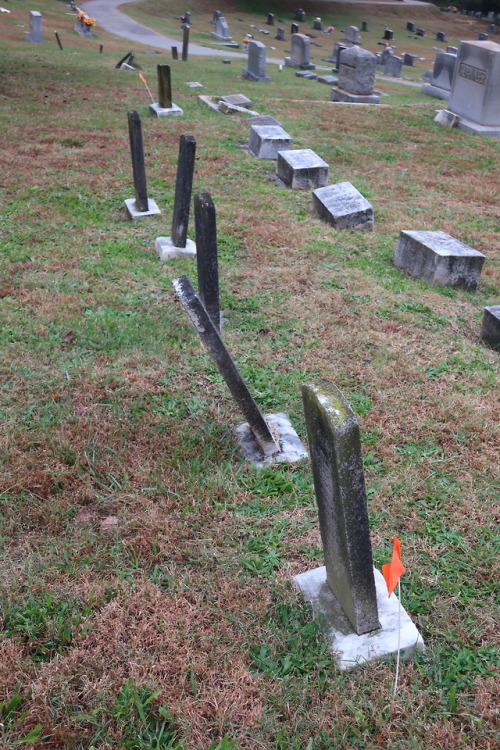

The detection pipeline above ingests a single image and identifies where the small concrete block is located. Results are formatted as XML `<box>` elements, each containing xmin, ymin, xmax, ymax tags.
<box><xmin>149</xmin><ymin>102</ymin><xmax>183</xmax><ymax>117</ymax></box>
<box><xmin>247</xmin><ymin>114</ymin><xmax>282</xmax><ymax>127</ymax></box>
<box><xmin>235</xmin><ymin>412</ymin><xmax>308</xmax><ymax>467</ymax></box>
<box><xmin>294</xmin><ymin>566</ymin><xmax>425</xmax><ymax>670</ymax></box>
<box><xmin>185</xmin><ymin>81</ymin><xmax>203</xmax><ymax>87</ymax></box>
<box><xmin>394</xmin><ymin>230</ymin><xmax>485</xmax><ymax>290</ymax></box>
<box><xmin>295</xmin><ymin>70</ymin><xmax>317</xmax><ymax>79</ymax></box>
<box><xmin>317</xmin><ymin>75</ymin><xmax>338</xmax><ymax>85</ymax></box>
<box><xmin>155</xmin><ymin>236</ymin><xmax>196</xmax><ymax>261</ymax></box>
<box><xmin>481</xmin><ymin>305</ymin><xmax>500</xmax><ymax>347</ymax></box>
<box><xmin>434</xmin><ymin>108</ymin><xmax>460</xmax><ymax>127</ymax></box>
<box><xmin>120</xmin><ymin>63</ymin><xmax>135</xmax><ymax>71</ymax></box>
<box><xmin>220</xmin><ymin>93</ymin><xmax>253</xmax><ymax>107</ymax></box>
<box><xmin>124</xmin><ymin>198</ymin><xmax>160</xmax><ymax>221</ymax></box>
<box><xmin>276</xmin><ymin>148</ymin><xmax>329</xmax><ymax>189</ymax></box>
<box><xmin>330</xmin><ymin>88</ymin><xmax>380</xmax><ymax>104</ymax></box>
<box><xmin>313</xmin><ymin>182</ymin><xmax>374</xmax><ymax>231</ymax></box>
<box><xmin>248</xmin><ymin>125</ymin><xmax>293</xmax><ymax>159</ymax></box>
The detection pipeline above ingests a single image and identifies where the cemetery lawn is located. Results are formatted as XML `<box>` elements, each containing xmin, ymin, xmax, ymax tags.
<box><xmin>1</xmin><ymin>1</ymin><xmax>499</xmax><ymax>748</ymax></box>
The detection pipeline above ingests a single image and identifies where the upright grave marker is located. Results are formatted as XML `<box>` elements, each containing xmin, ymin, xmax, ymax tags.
<box><xmin>156</xmin><ymin>135</ymin><xmax>196</xmax><ymax>258</ymax></box>
<box><xmin>150</xmin><ymin>65</ymin><xmax>183</xmax><ymax>117</ymax></box>
<box><xmin>182</xmin><ymin>25</ymin><xmax>189</xmax><ymax>61</ymax></box>
<box><xmin>26</xmin><ymin>11</ymin><xmax>43</xmax><ymax>43</ymax></box>
<box><xmin>285</xmin><ymin>33</ymin><xmax>315</xmax><ymax>70</ymax></box>
<box><xmin>331</xmin><ymin>46</ymin><xmax>380</xmax><ymax>104</ymax></box>
<box><xmin>421</xmin><ymin>51</ymin><xmax>457</xmax><ymax>100</ymax></box>
<box><xmin>211</xmin><ymin>16</ymin><xmax>232</xmax><ymax>42</ymax></box>
<box><xmin>295</xmin><ymin>380</ymin><xmax>425</xmax><ymax>668</ymax></box>
<box><xmin>242</xmin><ymin>40</ymin><xmax>271</xmax><ymax>81</ymax></box>
<box><xmin>124</xmin><ymin>111</ymin><xmax>160</xmax><ymax>220</ymax></box>
<box><xmin>344</xmin><ymin>26</ymin><xmax>361</xmax><ymax>45</ymax></box>
<box><xmin>194</xmin><ymin>193</ymin><xmax>220</xmax><ymax>330</ymax></box>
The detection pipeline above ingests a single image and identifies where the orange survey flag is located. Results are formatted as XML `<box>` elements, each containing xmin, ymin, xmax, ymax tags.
<box><xmin>139</xmin><ymin>73</ymin><xmax>147</xmax><ymax>84</ymax></box>
<box><xmin>382</xmin><ymin>536</ymin><xmax>406</xmax><ymax>597</ymax></box>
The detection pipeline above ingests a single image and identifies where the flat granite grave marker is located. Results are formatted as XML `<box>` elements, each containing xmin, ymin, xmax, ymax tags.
<box><xmin>124</xmin><ymin>111</ymin><xmax>160</xmax><ymax>220</ymax></box>
<box><xmin>248</xmin><ymin>124</ymin><xmax>292</xmax><ymax>159</ymax></box>
<box><xmin>437</xmin><ymin>40</ymin><xmax>500</xmax><ymax>136</ymax></box>
<box><xmin>276</xmin><ymin>148</ymin><xmax>328</xmax><ymax>189</ymax></box>
<box><xmin>421</xmin><ymin>51</ymin><xmax>457</xmax><ymax>100</ymax></box>
<box><xmin>394</xmin><ymin>230</ymin><xmax>485</xmax><ymax>290</ymax></box>
<box><xmin>242</xmin><ymin>40</ymin><xmax>271</xmax><ymax>81</ymax></box>
<box><xmin>150</xmin><ymin>64</ymin><xmax>183</xmax><ymax>117</ymax></box>
<box><xmin>313</xmin><ymin>182</ymin><xmax>374</xmax><ymax>231</ymax></box>
<box><xmin>481</xmin><ymin>305</ymin><xmax>500</xmax><ymax>348</ymax></box>
<box><xmin>27</xmin><ymin>10</ymin><xmax>43</xmax><ymax>43</ymax></box>
<box><xmin>173</xmin><ymin>276</ymin><xmax>307</xmax><ymax>465</ymax></box>
<box><xmin>296</xmin><ymin>381</ymin><xmax>424</xmax><ymax>668</ymax></box>
<box><xmin>155</xmin><ymin>135</ymin><xmax>196</xmax><ymax>259</ymax></box>
<box><xmin>331</xmin><ymin>46</ymin><xmax>380</xmax><ymax>104</ymax></box>
<box><xmin>285</xmin><ymin>34</ymin><xmax>315</xmax><ymax>69</ymax></box>
<box><xmin>195</xmin><ymin>193</ymin><xmax>220</xmax><ymax>330</ymax></box>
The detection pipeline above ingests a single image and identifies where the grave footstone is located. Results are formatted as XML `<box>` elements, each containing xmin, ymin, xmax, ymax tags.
<box><xmin>481</xmin><ymin>306</ymin><xmax>500</xmax><ymax>348</ymax></box>
<box><xmin>421</xmin><ymin>51</ymin><xmax>457</xmax><ymax>100</ymax></box>
<box><xmin>438</xmin><ymin>40</ymin><xmax>500</xmax><ymax>136</ymax></box>
<box><xmin>242</xmin><ymin>40</ymin><xmax>271</xmax><ymax>81</ymax></box>
<box><xmin>194</xmin><ymin>193</ymin><xmax>220</xmax><ymax>330</ymax></box>
<box><xmin>276</xmin><ymin>148</ymin><xmax>328</xmax><ymax>189</ymax></box>
<box><xmin>313</xmin><ymin>182</ymin><xmax>374</xmax><ymax>231</ymax></box>
<box><xmin>248</xmin><ymin>124</ymin><xmax>292</xmax><ymax>158</ymax></box>
<box><xmin>331</xmin><ymin>46</ymin><xmax>380</xmax><ymax>104</ymax></box>
<box><xmin>296</xmin><ymin>380</ymin><xmax>424</xmax><ymax>668</ymax></box>
<box><xmin>394</xmin><ymin>230</ymin><xmax>485</xmax><ymax>290</ymax></box>
<box><xmin>182</xmin><ymin>25</ymin><xmax>189</xmax><ymax>61</ymax></box>
<box><xmin>211</xmin><ymin>15</ymin><xmax>232</xmax><ymax>41</ymax></box>
<box><xmin>285</xmin><ymin>33</ymin><xmax>315</xmax><ymax>70</ymax></box>
<box><xmin>150</xmin><ymin>64</ymin><xmax>183</xmax><ymax>117</ymax></box>
<box><xmin>27</xmin><ymin>10</ymin><xmax>43</xmax><ymax>43</ymax></box>
<box><xmin>155</xmin><ymin>135</ymin><xmax>196</xmax><ymax>257</ymax></box>
<box><xmin>125</xmin><ymin>111</ymin><xmax>160</xmax><ymax>220</ymax></box>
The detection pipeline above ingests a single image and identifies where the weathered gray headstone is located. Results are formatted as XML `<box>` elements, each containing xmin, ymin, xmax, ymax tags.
<box><xmin>285</xmin><ymin>33</ymin><xmax>315</xmax><ymax>69</ymax></box>
<box><xmin>295</xmin><ymin>8</ymin><xmax>305</xmax><ymax>22</ymax></box>
<box><xmin>331</xmin><ymin>46</ymin><xmax>380</xmax><ymax>104</ymax></box>
<box><xmin>211</xmin><ymin>15</ymin><xmax>232</xmax><ymax>41</ymax></box>
<box><xmin>291</xmin><ymin>22</ymin><xmax>299</xmax><ymax>35</ymax></box>
<box><xmin>344</xmin><ymin>26</ymin><xmax>361</xmax><ymax>45</ymax></box>
<box><xmin>439</xmin><ymin>40</ymin><xmax>500</xmax><ymax>135</ymax></box>
<box><xmin>436</xmin><ymin>31</ymin><xmax>447</xmax><ymax>42</ymax></box>
<box><xmin>481</xmin><ymin>305</ymin><xmax>500</xmax><ymax>348</ymax></box>
<box><xmin>276</xmin><ymin>149</ymin><xmax>328</xmax><ymax>189</ymax></box>
<box><xmin>394</xmin><ymin>230</ymin><xmax>485</xmax><ymax>290</ymax></box>
<box><xmin>267</xmin><ymin>13</ymin><xmax>275</xmax><ymax>26</ymax></box>
<box><xmin>150</xmin><ymin>64</ymin><xmax>183</xmax><ymax>117</ymax></box>
<box><xmin>276</xmin><ymin>28</ymin><xmax>285</xmax><ymax>41</ymax></box>
<box><xmin>125</xmin><ymin>111</ymin><xmax>160</xmax><ymax>220</ymax></box>
<box><xmin>384</xmin><ymin>55</ymin><xmax>402</xmax><ymax>77</ymax></box>
<box><xmin>242</xmin><ymin>40</ymin><xmax>271</xmax><ymax>81</ymax></box>
<box><xmin>313</xmin><ymin>182</ymin><xmax>374</xmax><ymax>231</ymax></box>
<box><xmin>403</xmin><ymin>53</ymin><xmax>416</xmax><ymax>66</ymax></box>
<box><xmin>27</xmin><ymin>10</ymin><xmax>43</xmax><ymax>43</ymax></box>
<box><xmin>155</xmin><ymin>135</ymin><xmax>196</xmax><ymax>258</ymax></box>
<box><xmin>220</xmin><ymin>93</ymin><xmax>252</xmax><ymax>108</ymax></box>
<box><xmin>248</xmin><ymin>125</ymin><xmax>292</xmax><ymax>159</ymax></box>
<box><xmin>421</xmin><ymin>51</ymin><xmax>457</xmax><ymax>100</ymax></box>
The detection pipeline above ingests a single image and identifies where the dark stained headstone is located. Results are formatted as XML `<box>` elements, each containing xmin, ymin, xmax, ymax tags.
<box><xmin>157</xmin><ymin>64</ymin><xmax>172</xmax><ymax>109</ymax></box>
<box><xmin>182</xmin><ymin>25</ymin><xmax>189</xmax><ymax>61</ymax></box>
<box><xmin>115</xmin><ymin>50</ymin><xmax>133</xmax><ymax>69</ymax></box>
<box><xmin>276</xmin><ymin>27</ymin><xmax>285</xmax><ymax>41</ymax></box>
<box><xmin>173</xmin><ymin>275</ymin><xmax>279</xmax><ymax>458</ymax></box>
<box><xmin>383</xmin><ymin>29</ymin><xmax>394</xmax><ymax>41</ymax></box>
<box><xmin>267</xmin><ymin>13</ymin><xmax>275</xmax><ymax>26</ymax></box>
<box><xmin>171</xmin><ymin>135</ymin><xmax>196</xmax><ymax>249</ymax></box>
<box><xmin>195</xmin><ymin>193</ymin><xmax>220</xmax><ymax>331</ymax></box>
<box><xmin>172</xmin><ymin>46</ymin><xmax>178</xmax><ymax>60</ymax></box>
<box><xmin>291</xmin><ymin>22</ymin><xmax>299</xmax><ymax>34</ymax></box>
<box><xmin>54</xmin><ymin>31</ymin><xmax>63</xmax><ymax>50</ymax></box>
<box><xmin>361</xmin><ymin>21</ymin><xmax>369</xmax><ymax>32</ymax></box>
<box><xmin>127</xmin><ymin>110</ymin><xmax>149</xmax><ymax>213</ymax></box>
<box><xmin>302</xmin><ymin>380</ymin><xmax>381</xmax><ymax>636</ymax></box>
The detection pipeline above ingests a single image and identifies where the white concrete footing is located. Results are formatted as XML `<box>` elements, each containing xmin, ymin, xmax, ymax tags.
<box><xmin>235</xmin><ymin>412</ymin><xmax>308</xmax><ymax>467</ymax></box>
<box><xmin>149</xmin><ymin>102</ymin><xmax>183</xmax><ymax>117</ymax></box>
<box><xmin>155</xmin><ymin>236</ymin><xmax>196</xmax><ymax>260</ymax></box>
<box><xmin>294</xmin><ymin>566</ymin><xmax>425</xmax><ymax>670</ymax></box>
<box><xmin>124</xmin><ymin>198</ymin><xmax>161</xmax><ymax>221</ymax></box>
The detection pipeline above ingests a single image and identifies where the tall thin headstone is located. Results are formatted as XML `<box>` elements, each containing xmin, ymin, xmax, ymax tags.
<box><xmin>171</xmin><ymin>135</ymin><xmax>196</xmax><ymax>248</ymax></box>
<box><xmin>242</xmin><ymin>40</ymin><xmax>271</xmax><ymax>81</ymax></box>
<box><xmin>172</xmin><ymin>46</ymin><xmax>178</xmax><ymax>60</ymax></box>
<box><xmin>150</xmin><ymin>64</ymin><xmax>183</xmax><ymax>116</ymax></box>
<box><xmin>27</xmin><ymin>11</ymin><xmax>43</xmax><ymax>43</ymax></box>
<box><xmin>194</xmin><ymin>193</ymin><xmax>220</xmax><ymax>330</ymax></box>
<box><xmin>182</xmin><ymin>25</ymin><xmax>189</xmax><ymax>61</ymax></box>
<box><xmin>124</xmin><ymin>111</ymin><xmax>160</xmax><ymax>219</ymax></box>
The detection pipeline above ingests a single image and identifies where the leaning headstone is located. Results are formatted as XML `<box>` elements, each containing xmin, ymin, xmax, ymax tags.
<box><xmin>115</xmin><ymin>51</ymin><xmax>134</xmax><ymax>69</ymax></box>
<box><xmin>276</xmin><ymin>148</ymin><xmax>328</xmax><ymax>189</ymax></box>
<box><xmin>266</xmin><ymin>13</ymin><xmax>275</xmax><ymax>26</ymax></box>
<box><xmin>248</xmin><ymin>125</ymin><xmax>292</xmax><ymax>159</ymax></box>
<box><xmin>394</xmin><ymin>230</ymin><xmax>485</xmax><ymax>290</ymax></box>
<box><xmin>150</xmin><ymin>65</ymin><xmax>183</xmax><ymax>117</ymax></box>
<box><xmin>194</xmin><ymin>193</ymin><xmax>220</xmax><ymax>330</ymax></box>
<box><xmin>285</xmin><ymin>33</ymin><xmax>315</xmax><ymax>69</ymax></box>
<box><xmin>26</xmin><ymin>10</ymin><xmax>43</xmax><ymax>43</ymax></box>
<box><xmin>437</xmin><ymin>40</ymin><xmax>500</xmax><ymax>136</ymax></box>
<box><xmin>344</xmin><ymin>26</ymin><xmax>361</xmax><ymax>45</ymax></box>
<box><xmin>276</xmin><ymin>27</ymin><xmax>285</xmax><ymax>41</ymax></box>
<box><xmin>211</xmin><ymin>16</ymin><xmax>232</xmax><ymax>41</ymax></box>
<box><xmin>220</xmin><ymin>93</ymin><xmax>253</xmax><ymax>108</ymax></box>
<box><xmin>384</xmin><ymin>55</ymin><xmax>402</xmax><ymax>77</ymax></box>
<box><xmin>313</xmin><ymin>183</ymin><xmax>374</xmax><ymax>231</ymax></box>
<box><xmin>481</xmin><ymin>306</ymin><xmax>500</xmax><ymax>348</ymax></box>
<box><xmin>155</xmin><ymin>135</ymin><xmax>196</xmax><ymax>258</ymax></box>
<box><xmin>421</xmin><ymin>51</ymin><xmax>457</xmax><ymax>100</ymax></box>
<box><xmin>124</xmin><ymin>111</ymin><xmax>160</xmax><ymax>220</ymax></box>
<box><xmin>54</xmin><ymin>31</ymin><xmax>63</xmax><ymax>50</ymax></box>
<box><xmin>242</xmin><ymin>40</ymin><xmax>271</xmax><ymax>81</ymax></box>
<box><xmin>173</xmin><ymin>276</ymin><xmax>307</xmax><ymax>466</ymax></box>
<box><xmin>182</xmin><ymin>25</ymin><xmax>189</xmax><ymax>61</ymax></box>
<box><xmin>296</xmin><ymin>380</ymin><xmax>424</xmax><ymax>668</ymax></box>
<box><xmin>331</xmin><ymin>46</ymin><xmax>380</xmax><ymax>104</ymax></box>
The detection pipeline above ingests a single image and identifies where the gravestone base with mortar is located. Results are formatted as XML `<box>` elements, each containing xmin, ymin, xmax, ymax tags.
<box><xmin>294</xmin><ymin>566</ymin><xmax>425</xmax><ymax>670</ymax></box>
<box><xmin>124</xmin><ymin>198</ymin><xmax>161</xmax><ymax>220</ymax></box>
<box><xmin>481</xmin><ymin>305</ymin><xmax>500</xmax><ymax>347</ymax></box>
<box><xmin>248</xmin><ymin>125</ymin><xmax>293</xmax><ymax>159</ymax></box>
<box><xmin>235</xmin><ymin>413</ymin><xmax>308</xmax><ymax>468</ymax></box>
<box><xmin>149</xmin><ymin>102</ymin><xmax>183</xmax><ymax>117</ymax></box>
<box><xmin>155</xmin><ymin>236</ymin><xmax>196</xmax><ymax>260</ymax></box>
<box><xmin>331</xmin><ymin>88</ymin><xmax>380</xmax><ymax>104</ymax></box>
<box><xmin>313</xmin><ymin>183</ymin><xmax>374</xmax><ymax>231</ymax></box>
<box><xmin>276</xmin><ymin>149</ymin><xmax>328</xmax><ymax>189</ymax></box>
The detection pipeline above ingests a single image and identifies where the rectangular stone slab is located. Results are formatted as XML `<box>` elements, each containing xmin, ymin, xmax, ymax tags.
<box><xmin>481</xmin><ymin>305</ymin><xmax>500</xmax><ymax>347</ymax></box>
<box><xmin>312</xmin><ymin>182</ymin><xmax>374</xmax><ymax>231</ymax></box>
<box><xmin>276</xmin><ymin>148</ymin><xmax>328</xmax><ymax>189</ymax></box>
<box><xmin>248</xmin><ymin>125</ymin><xmax>292</xmax><ymax>159</ymax></box>
<box><xmin>394</xmin><ymin>230</ymin><xmax>485</xmax><ymax>290</ymax></box>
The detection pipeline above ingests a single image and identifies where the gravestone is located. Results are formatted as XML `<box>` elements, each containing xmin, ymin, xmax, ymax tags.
<box><xmin>296</xmin><ymin>71</ymin><xmax>316</xmax><ymax>79</ymax></box>
<box><xmin>182</xmin><ymin>25</ymin><xmax>189</xmax><ymax>60</ymax></box>
<box><xmin>295</xmin><ymin>9</ymin><xmax>305</xmax><ymax>22</ymax></box>
<box><xmin>379</xmin><ymin>47</ymin><xmax>394</xmax><ymax>68</ymax></box>
<box><xmin>478</xmin><ymin>32</ymin><xmax>489</xmax><ymax>41</ymax></box>
<box><xmin>439</xmin><ymin>40</ymin><xmax>500</xmax><ymax>136</ymax></box>
<box><xmin>403</xmin><ymin>53</ymin><xmax>416</xmax><ymax>66</ymax></box>
<box><xmin>313</xmin><ymin>18</ymin><xmax>323</xmax><ymax>31</ymax></box>
<box><xmin>267</xmin><ymin>13</ymin><xmax>275</xmax><ymax>26</ymax></box>
<box><xmin>317</xmin><ymin>74</ymin><xmax>338</xmax><ymax>85</ymax></box>
<box><xmin>331</xmin><ymin>46</ymin><xmax>380</xmax><ymax>104</ymax></box>
<box><xmin>394</xmin><ymin>230</ymin><xmax>485</xmax><ymax>290</ymax></box>
<box><xmin>285</xmin><ymin>33</ymin><xmax>315</xmax><ymax>69</ymax></box>
<box><xmin>242</xmin><ymin>40</ymin><xmax>271</xmax><ymax>81</ymax></box>
<box><xmin>276</xmin><ymin>149</ymin><xmax>329</xmax><ymax>189</ymax></box>
<box><xmin>291</xmin><ymin>22</ymin><xmax>299</xmax><ymax>34</ymax></box>
<box><xmin>212</xmin><ymin>10</ymin><xmax>221</xmax><ymax>24</ymax></box>
<box><xmin>296</xmin><ymin>381</ymin><xmax>424</xmax><ymax>668</ymax></box>
<box><xmin>333</xmin><ymin>42</ymin><xmax>347</xmax><ymax>69</ymax></box>
<box><xmin>172</xmin><ymin>46</ymin><xmax>178</xmax><ymax>60</ymax></box>
<box><xmin>125</xmin><ymin>111</ymin><xmax>160</xmax><ymax>220</ymax></box>
<box><xmin>27</xmin><ymin>11</ymin><xmax>43</xmax><ymax>43</ymax></box>
<box><xmin>313</xmin><ymin>182</ymin><xmax>374</xmax><ymax>231</ymax></box>
<box><xmin>384</xmin><ymin>55</ymin><xmax>402</xmax><ymax>77</ymax></box>
<box><xmin>115</xmin><ymin>51</ymin><xmax>134</xmax><ymax>69</ymax></box>
<box><xmin>416</xmin><ymin>28</ymin><xmax>425</xmax><ymax>36</ymax></box>
<box><xmin>211</xmin><ymin>16</ymin><xmax>232</xmax><ymax>41</ymax></box>
<box><xmin>446</xmin><ymin>45</ymin><xmax>458</xmax><ymax>54</ymax></box>
<box><xmin>220</xmin><ymin>93</ymin><xmax>253</xmax><ymax>108</ymax></box>
<box><xmin>362</xmin><ymin>21</ymin><xmax>369</xmax><ymax>33</ymax></box>
<box><xmin>194</xmin><ymin>193</ymin><xmax>220</xmax><ymax>330</ymax></box>
<box><xmin>276</xmin><ymin>28</ymin><xmax>285</xmax><ymax>41</ymax></box>
<box><xmin>150</xmin><ymin>65</ymin><xmax>183</xmax><ymax>117</ymax></box>
<box><xmin>54</xmin><ymin>31</ymin><xmax>63</xmax><ymax>51</ymax></box>
<box><xmin>481</xmin><ymin>306</ymin><xmax>500</xmax><ymax>347</ymax></box>
<box><xmin>155</xmin><ymin>135</ymin><xmax>196</xmax><ymax>258</ymax></box>
<box><xmin>383</xmin><ymin>29</ymin><xmax>394</xmax><ymax>41</ymax></box>
<box><xmin>436</xmin><ymin>31</ymin><xmax>447</xmax><ymax>42</ymax></box>
<box><xmin>406</xmin><ymin>21</ymin><xmax>416</xmax><ymax>32</ymax></box>
<box><xmin>248</xmin><ymin>125</ymin><xmax>292</xmax><ymax>159</ymax></box>
<box><xmin>247</xmin><ymin>114</ymin><xmax>282</xmax><ymax>127</ymax></box>
<box><xmin>344</xmin><ymin>26</ymin><xmax>361</xmax><ymax>45</ymax></box>
<box><xmin>421</xmin><ymin>51</ymin><xmax>457</xmax><ymax>100</ymax></box>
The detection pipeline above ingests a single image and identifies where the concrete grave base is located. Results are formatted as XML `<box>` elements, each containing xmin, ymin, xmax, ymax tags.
<box><xmin>211</xmin><ymin>32</ymin><xmax>233</xmax><ymax>42</ymax></box>
<box><xmin>284</xmin><ymin>57</ymin><xmax>315</xmax><ymax>70</ymax></box>
<box><xmin>436</xmin><ymin>110</ymin><xmax>500</xmax><ymax>137</ymax></box>
<box><xmin>277</xmin><ymin>148</ymin><xmax>329</xmax><ymax>189</ymax></box>
<box><xmin>294</xmin><ymin>566</ymin><xmax>425</xmax><ymax>670</ymax></box>
<box><xmin>235</xmin><ymin>412</ymin><xmax>308</xmax><ymax>467</ymax></box>
<box><xmin>149</xmin><ymin>102</ymin><xmax>183</xmax><ymax>117</ymax></box>
<box><xmin>331</xmin><ymin>87</ymin><xmax>380</xmax><ymax>104</ymax></box>
<box><xmin>481</xmin><ymin>305</ymin><xmax>500</xmax><ymax>347</ymax></box>
<box><xmin>155</xmin><ymin>236</ymin><xmax>196</xmax><ymax>260</ymax></box>
<box><xmin>242</xmin><ymin>67</ymin><xmax>271</xmax><ymax>82</ymax></box>
<box><xmin>124</xmin><ymin>198</ymin><xmax>161</xmax><ymax>221</ymax></box>
<box><xmin>421</xmin><ymin>83</ymin><xmax>450</xmax><ymax>100</ymax></box>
